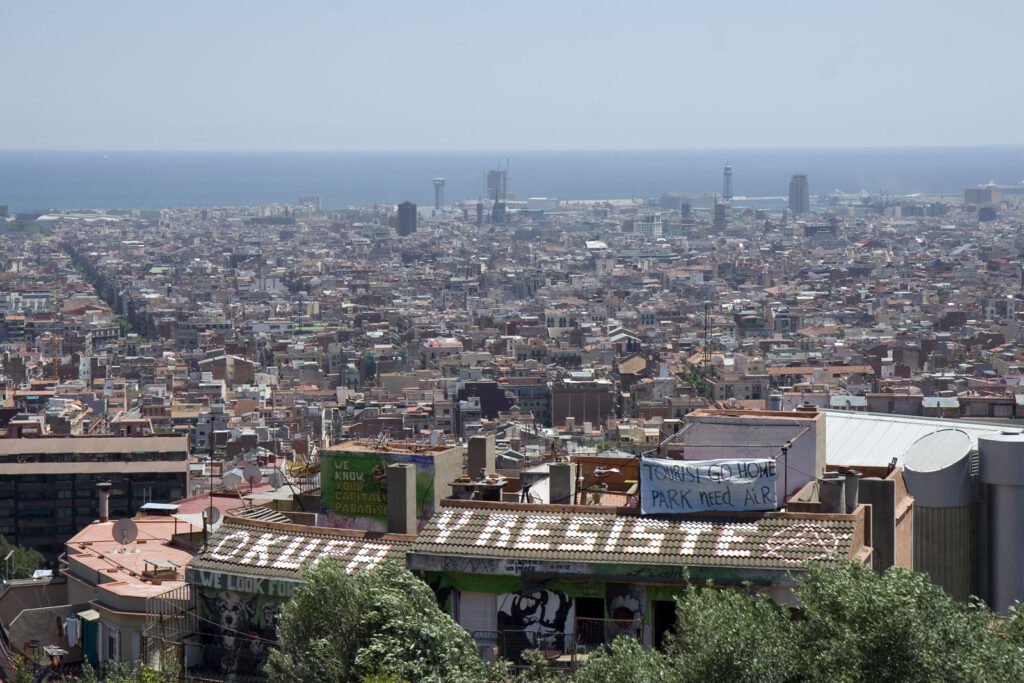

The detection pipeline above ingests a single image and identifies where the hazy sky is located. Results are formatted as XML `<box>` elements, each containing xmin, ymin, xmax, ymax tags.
<box><xmin>3</xmin><ymin>0</ymin><xmax>1022</xmax><ymax>151</ymax></box>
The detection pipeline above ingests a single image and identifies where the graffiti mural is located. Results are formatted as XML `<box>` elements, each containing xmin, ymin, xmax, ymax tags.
<box><xmin>497</xmin><ymin>589</ymin><xmax>574</xmax><ymax>661</ymax></box>
<box><xmin>605</xmin><ymin>583</ymin><xmax>645</xmax><ymax>641</ymax></box>
<box><xmin>199</xmin><ymin>588</ymin><xmax>282</xmax><ymax>677</ymax></box>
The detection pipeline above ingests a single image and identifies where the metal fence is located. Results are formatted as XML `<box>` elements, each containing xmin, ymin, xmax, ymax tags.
<box><xmin>144</xmin><ymin>583</ymin><xmax>197</xmax><ymax>679</ymax></box>
<box><xmin>473</xmin><ymin>617</ymin><xmax>643</xmax><ymax>671</ymax></box>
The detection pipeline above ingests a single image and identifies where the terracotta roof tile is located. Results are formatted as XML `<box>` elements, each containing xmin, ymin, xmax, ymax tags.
<box><xmin>408</xmin><ymin>506</ymin><xmax>857</xmax><ymax>571</ymax></box>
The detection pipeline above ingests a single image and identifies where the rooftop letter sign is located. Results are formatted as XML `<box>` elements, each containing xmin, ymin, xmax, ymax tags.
<box><xmin>640</xmin><ymin>457</ymin><xmax>778</xmax><ymax>514</ymax></box>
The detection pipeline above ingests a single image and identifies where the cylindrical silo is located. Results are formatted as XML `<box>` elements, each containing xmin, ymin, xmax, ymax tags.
<box><xmin>979</xmin><ymin>432</ymin><xmax>1024</xmax><ymax>614</ymax></box>
<box><xmin>902</xmin><ymin>429</ymin><xmax>973</xmax><ymax>602</ymax></box>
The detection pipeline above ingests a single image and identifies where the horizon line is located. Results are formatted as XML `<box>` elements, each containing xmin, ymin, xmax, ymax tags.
<box><xmin>2</xmin><ymin>143</ymin><xmax>1024</xmax><ymax>154</ymax></box>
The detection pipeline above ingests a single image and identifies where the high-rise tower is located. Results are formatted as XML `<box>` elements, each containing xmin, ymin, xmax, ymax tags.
<box><xmin>723</xmin><ymin>163</ymin><xmax>733</xmax><ymax>202</ymax></box>
<box><xmin>397</xmin><ymin>201</ymin><xmax>417</xmax><ymax>236</ymax></box>
<box><xmin>788</xmin><ymin>173</ymin><xmax>810</xmax><ymax>216</ymax></box>
<box><xmin>433</xmin><ymin>178</ymin><xmax>445</xmax><ymax>211</ymax></box>
<box><xmin>486</xmin><ymin>169</ymin><xmax>507</xmax><ymax>202</ymax></box>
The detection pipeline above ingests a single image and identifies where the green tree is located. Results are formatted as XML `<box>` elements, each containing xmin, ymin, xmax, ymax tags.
<box><xmin>668</xmin><ymin>582</ymin><xmax>802</xmax><ymax>683</ymax></box>
<box><xmin>0</xmin><ymin>535</ymin><xmax>45</xmax><ymax>580</ymax></box>
<box><xmin>794</xmin><ymin>562</ymin><xmax>1024</xmax><ymax>683</ymax></box>
<box><xmin>267</xmin><ymin>560</ymin><xmax>497</xmax><ymax>683</ymax></box>
<box><xmin>101</xmin><ymin>662</ymin><xmax>169</xmax><ymax>682</ymax></box>
<box><xmin>575</xmin><ymin>561</ymin><xmax>1024</xmax><ymax>683</ymax></box>
<box><xmin>573</xmin><ymin>637</ymin><xmax>673</xmax><ymax>683</ymax></box>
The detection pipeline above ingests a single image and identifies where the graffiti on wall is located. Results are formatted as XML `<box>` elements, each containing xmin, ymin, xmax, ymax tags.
<box><xmin>605</xmin><ymin>583</ymin><xmax>645</xmax><ymax>641</ymax></box>
<box><xmin>497</xmin><ymin>589</ymin><xmax>574</xmax><ymax>660</ymax></box>
<box><xmin>199</xmin><ymin>588</ymin><xmax>281</xmax><ymax>676</ymax></box>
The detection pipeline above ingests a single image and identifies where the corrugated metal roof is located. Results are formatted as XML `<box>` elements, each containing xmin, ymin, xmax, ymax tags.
<box><xmin>825</xmin><ymin>410</ymin><xmax>1008</xmax><ymax>468</ymax></box>
<box><xmin>407</xmin><ymin>505</ymin><xmax>857</xmax><ymax>570</ymax></box>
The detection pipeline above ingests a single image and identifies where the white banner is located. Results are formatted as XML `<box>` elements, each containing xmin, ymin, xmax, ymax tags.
<box><xmin>640</xmin><ymin>457</ymin><xmax>778</xmax><ymax>514</ymax></box>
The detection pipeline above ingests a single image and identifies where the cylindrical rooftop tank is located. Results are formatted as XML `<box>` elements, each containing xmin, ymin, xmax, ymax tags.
<box><xmin>979</xmin><ymin>432</ymin><xmax>1024</xmax><ymax>613</ymax></box>
<box><xmin>903</xmin><ymin>429</ymin><xmax>973</xmax><ymax>601</ymax></box>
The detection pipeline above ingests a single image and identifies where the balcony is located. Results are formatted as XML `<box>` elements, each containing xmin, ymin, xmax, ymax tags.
<box><xmin>472</xmin><ymin>617</ymin><xmax>641</xmax><ymax>673</ymax></box>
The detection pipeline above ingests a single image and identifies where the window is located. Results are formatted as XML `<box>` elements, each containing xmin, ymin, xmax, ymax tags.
<box><xmin>105</xmin><ymin>625</ymin><xmax>120</xmax><ymax>662</ymax></box>
<box><xmin>457</xmin><ymin>592</ymin><xmax>496</xmax><ymax>639</ymax></box>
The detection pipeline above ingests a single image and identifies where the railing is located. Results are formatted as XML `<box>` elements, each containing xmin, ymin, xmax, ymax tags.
<box><xmin>144</xmin><ymin>583</ymin><xmax>197</xmax><ymax>678</ymax></box>
<box><xmin>473</xmin><ymin>617</ymin><xmax>644</xmax><ymax>671</ymax></box>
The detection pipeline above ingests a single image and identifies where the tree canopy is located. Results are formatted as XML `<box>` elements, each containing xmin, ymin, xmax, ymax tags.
<box><xmin>267</xmin><ymin>560</ymin><xmax>497</xmax><ymax>683</ymax></box>
<box><xmin>268</xmin><ymin>559</ymin><xmax>1024</xmax><ymax>683</ymax></box>
<box><xmin>0</xmin><ymin>535</ymin><xmax>45</xmax><ymax>580</ymax></box>
<box><xmin>577</xmin><ymin>562</ymin><xmax>1024</xmax><ymax>683</ymax></box>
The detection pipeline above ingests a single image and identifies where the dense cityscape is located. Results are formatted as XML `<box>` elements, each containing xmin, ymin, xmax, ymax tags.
<box><xmin>1</xmin><ymin>164</ymin><xmax>1024</xmax><ymax>679</ymax></box>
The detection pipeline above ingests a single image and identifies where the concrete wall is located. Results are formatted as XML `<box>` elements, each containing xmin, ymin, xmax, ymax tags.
<box><xmin>858</xmin><ymin>470</ymin><xmax>914</xmax><ymax>575</ymax></box>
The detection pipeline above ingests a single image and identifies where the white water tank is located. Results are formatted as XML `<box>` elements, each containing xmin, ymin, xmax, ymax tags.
<box><xmin>903</xmin><ymin>429</ymin><xmax>973</xmax><ymax>600</ymax></box>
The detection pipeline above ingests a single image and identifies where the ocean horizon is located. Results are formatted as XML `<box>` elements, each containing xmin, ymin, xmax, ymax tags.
<box><xmin>1</xmin><ymin>147</ymin><xmax>1022</xmax><ymax>212</ymax></box>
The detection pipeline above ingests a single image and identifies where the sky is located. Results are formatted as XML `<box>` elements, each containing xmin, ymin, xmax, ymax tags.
<box><xmin>2</xmin><ymin>0</ymin><xmax>1022</xmax><ymax>151</ymax></box>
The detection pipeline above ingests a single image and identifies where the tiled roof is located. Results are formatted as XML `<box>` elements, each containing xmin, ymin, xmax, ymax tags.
<box><xmin>187</xmin><ymin>516</ymin><xmax>414</xmax><ymax>583</ymax></box>
<box><xmin>407</xmin><ymin>503</ymin><xmax>858</xmax><ymax>571</ymax></box>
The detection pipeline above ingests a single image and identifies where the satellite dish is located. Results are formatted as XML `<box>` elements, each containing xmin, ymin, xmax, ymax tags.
<box><xmin>221</xmin><ymin>472</ymin><xmax>242</xmax><ymax>490</ymax></box>
<box><xmin>243</xmin><ymin>464</ymin><xmax>263</xmax><ymax>488</ymax></box>
<box><xmin>112</xmin><ymin>519</ymin><xmax>139</xmax><ymax>546</ymax></box>
<box><xmin>202</xmin><ymin>506</ymin><xmax>222</xmax><ymax>526</ymax></box>
<box><xmin>269</xmin><ymin>470</ymin><xmax>285</xmax><ymax>490</ymax></box>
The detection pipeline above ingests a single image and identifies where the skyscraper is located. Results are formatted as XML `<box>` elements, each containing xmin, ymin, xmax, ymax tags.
<box><xmin>486</xmin><ymin>169</ymin><xmax>507</xmax><ymax>202</ymax></box>
<box><xmin>788</xmin><ymin>173</ymin><xmax>810</xmax><ymax>216</ymax></box>
<box><xmin>723</xmin><ymin>163</ymin><xmax>733</xmax><ymax>202</ymax></box>
<box><xmin>433</xmin><ymin>178</ymin><xmax>445</xmax><ymax>211</ymax></box>
<box><xmin>713</xmin><ymin>201</ymin><xmax>728</xmax><ymax>232</ymax></box>
<box><xmin>397</xmin><ymin>201</ymin><xmax>417</xmax><ymax>236</ymax></box>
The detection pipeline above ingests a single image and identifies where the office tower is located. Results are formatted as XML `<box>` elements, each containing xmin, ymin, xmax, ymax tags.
<box><xmin>397</xmin><ymin>201</ymin><xmax>417</xmax><ymax>236</ymax></box>
<box><xmin>789</xmin><ymin>173</ymin><xmax>810</xmax><ymax>216</ymax></box>
<box><xmin>0</xmin><ymin>435</ymin><xmax>188</xmax><ymax>559</ymax></box>
<box><xmin>476</xmin><ymin>200</ymin><xmax>484</xmax><ymax>226</ymax></box>
<box><xmin>486</xmin><ymin>169</ymin><xmax>507</xmax><ymax>202</ymax></box>
<box><xmin>635</xmin><ymin>213</ymin><xmax>663</xmax><ymax>239</ymax></box>
<box><xmin>433</xmin><ymin>178</ymin><xmax>445</xmax><ymax>211</ymax></box>
<box><xmin>713</xmin><ymin>201</ymin><xmax>729</xmax><ymax>232</ymax></box>
<box><xmin>723</xmin><ymin>163</ymin><xmax>733</xmax><ymax>202</ymax></box>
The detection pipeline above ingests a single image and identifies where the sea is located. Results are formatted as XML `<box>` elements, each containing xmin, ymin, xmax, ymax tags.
<box><xmin>0</xmin><ymin>147</ymin><xmax>1022</xmax><ymax>213</ymax></box>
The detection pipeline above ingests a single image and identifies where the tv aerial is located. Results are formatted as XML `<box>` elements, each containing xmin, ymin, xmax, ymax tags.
<box><xmin>111</xmin><ymin>519</ymin><xmax>138</xmax><ymax>549</ymax></box>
